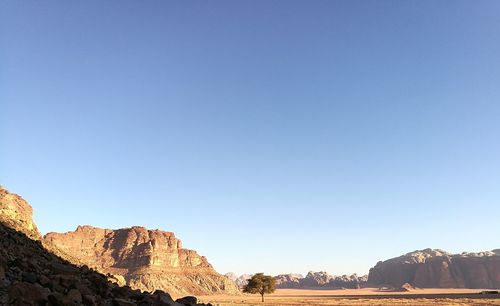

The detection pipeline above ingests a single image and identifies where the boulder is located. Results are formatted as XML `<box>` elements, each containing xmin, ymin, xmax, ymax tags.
<box><xmin>176</xmin><ymin>295</ymin><xmax>198</xmax><ymax>305</ymax></box>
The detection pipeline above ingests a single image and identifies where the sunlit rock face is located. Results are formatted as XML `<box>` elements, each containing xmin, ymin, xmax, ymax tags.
<box><xmin>368</xmin><ymin>248</ymin><xmax>500</xmax><ymax>288</ymax></box>
<box><xmin>0</xmin><ymin>186</ymin><xmax>41</xmax><ymax>240</ymax></box>
<box><xmin>45</xmin><ymin>225</ymin><xmax>239</xmax><ymax>296</ymax></box>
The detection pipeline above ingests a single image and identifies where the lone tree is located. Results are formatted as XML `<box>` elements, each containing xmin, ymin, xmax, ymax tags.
<box><xmin>243</xmin><ymin>273</ymin><xmax>276</xmax><ymax>302</ymax></box>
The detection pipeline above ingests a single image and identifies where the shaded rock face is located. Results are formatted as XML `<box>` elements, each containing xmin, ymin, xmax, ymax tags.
<box><xmin>0</xmin><ymin>186</ymin><xmax>41</xmax><ymax>240</ymax></box>
<box><xmin>274</xmin><ymin>272</ymin><xmax>367</xmax><ymax>289</ymax></box>
<box><xmin>368</xmin><ymin>248</ymin><xmax>500</xmax><ymax>289</ymax></box>
<box><xmin>45</xmin><ymin>226</ymin><xmax>239</xmax><ymax>296</ymax></box>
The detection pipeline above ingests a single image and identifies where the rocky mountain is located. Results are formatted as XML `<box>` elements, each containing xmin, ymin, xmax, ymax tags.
<box><xmin>45</xmin><ymin>226</ymin><xmax>239</xmax><ymax>297</ymax></box>
<box><xmin>276</xmin><ymin>272</ymin><xmax>367</xmax><ymax>289</ymax></box>
<box><xmin>0</xmin><ymin>185</ymin><xmax>41</xmax><ymax>240</ymax></box>
<box><xmin>224</xmin><ymin>273</ymin><xmax>252</xmax><ymax>289</ymax></box>
<box><xmin>0</xmin><ymin>185</ymin><xmax>213</xmax><ymax>305</ymax></box>
<box><xmin>368</xmin><ymin>248</ymin><xmax>500</xmax><ymax>289</ymax></box>
<box><xmin>229</xmin><ymin>272</ymin><xmax>367</xmax><ymax>290</ymax></box>
<box><xmin>274</xmin><ymin>274</ymin><xmax>303</xmax><ymax>288</ymax></box>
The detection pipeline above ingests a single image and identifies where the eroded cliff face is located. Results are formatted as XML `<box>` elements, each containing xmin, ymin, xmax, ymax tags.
<box><xmin>44</xmin><ymin>225</ymin><xmax>239</xmax><ymax>296</ymax></box>
<box><xmin>368</xmin><ymin>248</ymin><xmax>500</xmax><ymax>289</ymax></box>
<box><xmin>0</xmin><ymin>186</ymin><xmax>41</xmax><ymax>240</ymax></box>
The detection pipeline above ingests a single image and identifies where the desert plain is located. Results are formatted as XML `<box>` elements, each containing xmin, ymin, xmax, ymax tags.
<box><xmin>198</xmin><ymin>288</ymin><xmax>500</xmax><ymax>306</ymax></box>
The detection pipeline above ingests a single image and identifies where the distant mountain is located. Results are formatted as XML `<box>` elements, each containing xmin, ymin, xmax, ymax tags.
<box><xmin>276</xmin><ymin>272</ymin><xmax>367</xmax><ymax>289</ymax></box>
<box><xmin>228</xmin><ymin>272</ymin><xmax>367</xmax><ymax>289</ymax></box>
<box><xmin>224</xmin><ymin>273</ymin><xmax>253</xmax><ymax>289</ymax></box>
<box><xmin>368</xmin><ymin>248</ymin><xmax>500</xmax><ymax>288</ymax></box>
<box><xmin>274</xmin><ymin>273</ymin><xmax>303</xmax><ymax>288</ymax></box>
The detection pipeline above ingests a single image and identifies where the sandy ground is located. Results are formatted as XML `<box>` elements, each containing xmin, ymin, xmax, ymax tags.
<box><xmin>197</xmin><ymin>288</ymin><xmax>500</xmax><ymax>306</ymax></box>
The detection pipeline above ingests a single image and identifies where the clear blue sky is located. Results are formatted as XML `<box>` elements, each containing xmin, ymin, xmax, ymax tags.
<box><xmin>1</xmin><ymin>1</ymin><xmax>500</xmax><ymax>276</ymax></box>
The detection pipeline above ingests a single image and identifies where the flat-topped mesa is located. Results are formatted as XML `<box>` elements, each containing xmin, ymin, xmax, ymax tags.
<box><xmin>44</xmin><ymin>225</ymin><xmax>238</xmax><ymax>296</ymax></box>
<box><xmin>0</xmin><ymin>185</ymin><xmax>41</xmax><ymax>240</ymax></box>
<box><xmin>368</xmin><ymin>248</ymin><xmax>500</xmax><ymax>289</ymax></box>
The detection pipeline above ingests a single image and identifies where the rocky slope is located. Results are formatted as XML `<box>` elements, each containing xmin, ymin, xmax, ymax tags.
<box><xmin>275</xmin><ymin>272</ymin><xmax>367</xmax><ymax>289</ymax></box>
<box><xmin>368</xmin><ymin>248</ymin><xmax>500</xmax><ymax>289</ymax></box>
<box><xmin>0</xmin><ymin>185</ymin><xmax>213</xmax><ymax>305</ymax></box>
<box><xmin>44</xmin><ymin>227</ymin><xmax>238</xmax><ymax>297</ymax></box>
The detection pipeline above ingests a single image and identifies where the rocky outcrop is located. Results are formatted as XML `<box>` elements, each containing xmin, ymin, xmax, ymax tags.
<box><xmin>225</xmin><ymin>273</ymin><xmax>252</xmax><ymax>289</ymax></box>
<box><xmin>0</xmin><ymin>223</ymin><xmax>216</xmax><ymax>305</ymax></box>
<box><xmin>0</xmin><ymin>185</ymin><xmax>237</xmax><ymax>300</ymax></box>
<box><xmin>368</xmin><ymin>248</ymin><xmax>500</xmax><ymax>289</ymax></box>
<box><xmin>45</xmin><ymin>225</ymin><xmax>239</xmax><ymax>296</ymax></box>
<box><xmin>0</xmin><ymin>186</ymin><xmax>213</xmax><ymax>306</ymax></box>
<box><xmin>0</xmin><ymin>185</ymin><xmax>41</xmax><ymax>240</ymax></box>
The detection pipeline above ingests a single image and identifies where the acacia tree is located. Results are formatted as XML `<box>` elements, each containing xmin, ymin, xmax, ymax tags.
<box><xmin>243</xmin><ymin>273</ymin><xmax>276</xmax><ymax>302</ymax></box>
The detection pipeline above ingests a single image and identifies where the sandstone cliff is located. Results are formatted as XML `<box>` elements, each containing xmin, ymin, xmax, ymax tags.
<box><xmin>45</xmin><ymin>225</ymin><xmax>239</xmax><ymax>296</ymax></box>
<box><xmin>0</xmin><ymin>186</ymin><xmax>214</xmax><ymax>305</ymax></box>
<box><xmin>0</xmin><ymin>185</ymin><xmax>41</xmax><ymax>240</ymax></box>
<box><xmin>0</xmin><ymin>185</ymin><xmax>237</xmax><ymax>297</ymax></box>
<box><xmin>368</xmin><ymin>248</ymin><xmax>500</xmax><ymax>289</ymax></box>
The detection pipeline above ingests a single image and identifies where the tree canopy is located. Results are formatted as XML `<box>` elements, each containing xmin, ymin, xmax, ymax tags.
<box><xmin>243</xmin><ymin>273</ymin><xmax>276</xmax><ymax>302</ymax></box>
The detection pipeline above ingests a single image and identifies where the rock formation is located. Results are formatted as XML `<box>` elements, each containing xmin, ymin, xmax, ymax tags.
<box><xmin>224</xmin><ymin>273</ymin><xmax>252</xmax><ymax>289</ymax></box>
<box><xmin>274</xmin><ymin>274</ymin><xmax>303</xmax><ymax>288</ymax></box>
<box><xmin>0</xmin><ymin>185</ymin><xmax>41</xmax><ymax>240</ymax></box>
<box><xmin>276</xmin><ymin>272</ymin><xmax>367</xmax><ymax>289</ymax></box>
<box><xmin>44</xmin><ymin>226</ymin><xmax>239</xmax><ymax>297</ymax></box>
<box><xmin>228</xmin><ymin>272</ymin><xmax>368</xmax><ymax>290</ymax></box>
<box><xmin>0</xmin><ymin>186</ymin><xmax>214</xmax><ymax>305</ymax></box>
<box><xmin>368</xmin><ymin>248</ymin><xmax>500</xmax><ymax>289</ymax></box>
